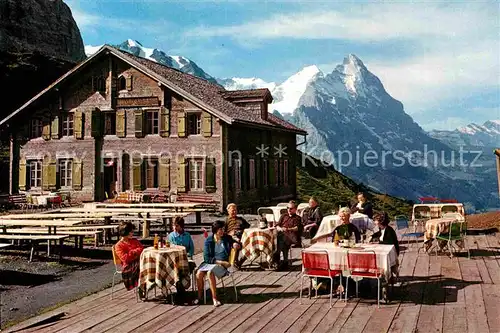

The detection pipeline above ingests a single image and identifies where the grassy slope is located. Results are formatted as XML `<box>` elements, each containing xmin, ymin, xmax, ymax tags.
<box><xmin>296</xmin><ymin>152</ymin><xmax>413</xmax><ymax>219</ymax></box>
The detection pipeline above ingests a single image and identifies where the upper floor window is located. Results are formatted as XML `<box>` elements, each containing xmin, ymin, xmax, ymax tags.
<box><xmin>58</xmin><ymin>159</ymin><xmax>72</xmax><ymax>188</ymax></box>
<box><xmin>30</xmin><ymin>119</ymin><xmax>43</xmax><ymax>138</ymax></box>
<box><xmin>93</xmin><ymin>76</ymin><xmax>106</xmax><ymax>92</ymax></box>
<box><xmin>104</xmin><ymin>112</ymin><xmax>116</xmax><ymax>135</ymax></box>
<box><xmin>274</xmin><ymin>160</ymin><xmax>279</xmax><ymax>186</ymax></box>
<box><xmin>62</xmin><ymin>114</ymin><xmax>74</xmax><ymax>137</ymax></box>
<box><xmin>189</xmin><ymin>159</ymin><xmax>203</xmax><ymax>191</ymax></box>
<box><xmin>232</xmin><ymin>158</ymin><xmax>241</xmax><ymax>190</ymax></box>
<box><xmin>118</xmin><ymin>76</ymin><xmax>127</xmax><ymax>90</ymax></box>
<box><xmin>145</xmin><ymin>110</ymin><xmax>159</xmax><ymax>135</ymax></box>
<box><xmin>283</xmin><ymin>160</ymin><xmax>289</xmax><ymax>186</ymax></box>
<box><xmin>188</xmin><ymin>113</ymin><xmax>201</xmax><ymax>135</ymax></box>
<box><xmin>28</xmin><ymin>160</ymin><xmax>42</xmax><ymax>188</ymax></box>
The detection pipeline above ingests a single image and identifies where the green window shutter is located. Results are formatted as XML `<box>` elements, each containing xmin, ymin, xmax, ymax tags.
<box><xmin>132</xmin><ymin>156</ymin><xmax>143</xmax><ymax>190</ymax></box>
<box><xmin>72</xmin><ymin>159</ymin><xmax>82</xmax><ymax>190</ymax></box>
<box><xmin>51</xmin><ymin>115</ymin><xmax>60</xmax><ymax>139</ymax></box>
<box><xmin>134</xmin><ymin>110</ymin><xmax>144</xmax><ymax>138</ymax></box>
<box><xmin>116</xmin><ymin>110</ymin><xmax>126</xmax><ymax>138</ymax></box>
<box><xmin>91</xmin><ymin>109</ymin><xmax>102</xmax><ymax>137</ymax></box>
<box><xmin>160</xmin><ymin>107</ymin><xmax>170</xmax><ymax>137</ymax></box>
<box><xmin>74</xmin><ymin>110</ymin><xmax>83</xmax><ymax>139</ymax></box>
<box><xmin>177</xmin><ymin>112</ymin><xmax>186</xmax><ymax>137</ymax></box>
<box><xmin>177</xmin><ymin>155</ymin><xmax>186</xmax><ymax>192</ymax></box>
<box><xmin>42</xmin><ymin>158</ymin><xmax>50</xmax><ymax>190</ymax></box>
<box><xmin>48</xmin><ymin>158</ymin><xmax>57</xmax><ymax>190</ymax></box>
<box><xmin>42</xmin><ymin>118</ymin><xmax>51</xmax><ymax>140</ymax></box>
<box><xmin>126</xmin><ymin>75</ymin><xmax>133</xmax><ymax>91</ymax></box>
<box><xmin>205</xmin><ymin>157</ymin><xmax>216</xmax><ymax>193</ymax></box>
<box><xmin>202</xmin><ymin>111</ymin><xmax>212</xmax><ymax>137</ymax></box>
<box><xmin>19</xmin><ymin>158</ymin><xmax>26</xmax><ymax>191</ymax></box>
<box><xmin>159</xmin><ymin>156</ymin><xmax>170</xmax><ymax>190</ymax></box>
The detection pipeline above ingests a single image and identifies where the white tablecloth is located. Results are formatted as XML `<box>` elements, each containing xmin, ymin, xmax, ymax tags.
<box><xmin>313</xmin><ymin>213</ymin><xmax>374</xmax><ymax>241</ymax></box>
<box><xmin>308</xmin><ymin>243</ymin><xmax>398</xmax><ymax>281</ymax></box>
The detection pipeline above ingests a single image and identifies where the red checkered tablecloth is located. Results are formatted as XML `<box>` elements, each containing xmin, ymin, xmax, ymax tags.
<box><xmin>241</xmin><ymin>228</ymin><xmax>276</xmax><ymax>263</ymax></box>
<box><xmin>139</xmin><ymin>245</ymin><xmax>190</xmax><ymax>292</ymax></box>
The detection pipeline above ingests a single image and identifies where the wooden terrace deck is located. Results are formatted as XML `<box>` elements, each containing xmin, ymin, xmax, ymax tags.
<box><xmin>4</xmin><ymin>233</ymin><xmax>500</xmax><ymax>333</ymax></box>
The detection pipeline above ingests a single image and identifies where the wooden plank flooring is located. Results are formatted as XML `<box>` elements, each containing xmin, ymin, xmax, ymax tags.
<box><xmin>4</xmin><ymin>234</ymin><xmax>500</xmax><ymax>333</ymax></box>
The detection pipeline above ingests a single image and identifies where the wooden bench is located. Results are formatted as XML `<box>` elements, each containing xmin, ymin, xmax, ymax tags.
<box><xmin>8</xmin><ymin>194</ymin><xmax>27</xmax><ymax>209</ymax></box>
<box><xmin>176</xmin><ymin>194</ymin><xmax>219</xmax><ymax>204</ymax></box>
<box><xmin>0</xmin><ymin>234</ymin><xmax>69</xmax><ymax>261</ymax></box>
<box><xmin>5</xmin><ymin>228</ymin><xmax>104</xmax><ymax>248</ymax></box>
<box><xmin>0</xmin><ymin>243</ymin><xmax>11</xmax><ymax>249</ymax></box>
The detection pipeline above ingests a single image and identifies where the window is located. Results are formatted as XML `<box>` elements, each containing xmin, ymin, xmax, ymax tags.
<box><xmin>145</xmin><ymin>110</ymin><xmax>159</xmax><ymax>135</ymax></box>
<box><xmin>262</xmin><ymin>160</ymin><xmax>268</xmax><ymax>187</ymax></box>
<box><xmin>104</xmin><ymin>112</ymin><xmax>116</xmax><ymax>135</ymax></box>
<box><xmin>188</xmin><ymin>113</ymin><xmax>201</xmax><ymax>135</ymax></box>
<box><xmin>283</xmin><ymin>160</ymin><xmax>289</xmax><ymax>186</ymax></box>
<box><xmin>274</xmin><ymin>160</ymin><xmax>279</xmax><ymax>186</ymax></box>
<box><xmin>142</xmin><ymin>158</ymin><xmax>158</xmax><ymax>188</ymax></box>
<box><xmin>232</xmin><ymin>158</ymin><xmax>241</xmax><ymax>190</ymax></box>
<box><xmin>62</xmin><ymin>113</ymin><xmax>74</xmax><ymax>137</ymax></box>
<box><xmin>94</xmin><ymin>76</ymin><xmax>106</xmax><ymax>92</ymax></box>
<box><xmin>59</xmin><ymin>159</ymin><xmax>72</xmax><ymax>187</ymax></box>
<box><xmin>118</xmin><ymin>76</ymin><xmax>126</xmax><ymax>90</ymax></box>
<box><xmin>30</xmin><ymin>119</ymin><xmax>43</xmax><ymax>138</ymax></box>
<box><xmin>189</xmin><ymin>159</ymin><xmax>203</xmax><ymax>190</ymax></box>
<box><xmin>28</xmin><ymin>160</ymin><xmax>42</xmax><ymax>188</ymax></box>
<box><xmin>249</xmin><ymin>159</ymin><xmax>256</xmax><ymax>189</ymax></box>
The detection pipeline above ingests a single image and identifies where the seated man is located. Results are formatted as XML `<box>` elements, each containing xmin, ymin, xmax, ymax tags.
<box><xmin>370</xmin><ymin>211</ymin><xmax>400</xmax><ymax>255</ymax></box>
<box><xmin>273</xmin><ymin>200</ymin><xmax>302</xmax><ymax>270</ymax></box>
<box><xmin>350</xmin><ymin>192</ymin><xmax>374</xmax><ymax>219</ymax></box>
<box><xmin>332</xmin><ymin>207</ymin><xmax>361</xmax><ymax>243</ymax></box>
<box><xmin>224</xmin><ymin>203</ymin><xmax>250</xmax><ymax>267</ymax></box>
<box><xmin>168</xmin><ymin>216</ymin><xmax>196</xmax><ymax>270</ymax></box>
<box><xmin>302</xmin><ymin>196</ymin><xmax>323</xmax><ymax>239</ymax></box>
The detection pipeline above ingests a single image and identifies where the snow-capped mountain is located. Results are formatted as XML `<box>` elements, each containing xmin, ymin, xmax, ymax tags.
<box><xmin>217</xmin><ymin>77</ymin><xmax>276</xmax><ymax>91</ymax></box>
<box><xmin>429</xmin><ymin>120</ymin><xmax>500</xmax><ymax>148</ymax></box>
<box><xmin>85</xmin><ymin>39</ymin><xmax>217</xmax><ymax>84</ymax></box>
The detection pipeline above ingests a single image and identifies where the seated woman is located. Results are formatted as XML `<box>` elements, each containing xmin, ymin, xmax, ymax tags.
<box><xmin>114</xmin><ymin>221</ymin><xmax>145</xmax><ymax>297</ymax></box>
<box><xmin>195</xmin><ymin>220</ymin><xmax>240</xmax><ymax>307</ymax></box>
<box><xmin>370</xmin><ymin>211</ymin><xmax>400</xmax><ymax>254</ymax></box>
<box><xmin>332</xmin><ymin>207</ymin><xmax>361</xmax><ymax>243</ymax></box>
<box><xmin>168</xmin><ymin>216</ymin><xmax>196</xmax><ymax>271</ymax></box>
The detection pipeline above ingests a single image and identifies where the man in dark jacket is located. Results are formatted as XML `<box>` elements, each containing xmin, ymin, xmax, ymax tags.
<box><xmin>351</xmin><ymin>192</ymin><xmax>374</xmax><ymax>219</ymax></box>
<box><xmin>273</xmin><ymin>200</ymin><xmax>302</xmax><ymax>270</ymax></box>
<box><xmin>302</xmin><ymin>197</ymin><xmax>323</xmax><ymax>238</ymax></box>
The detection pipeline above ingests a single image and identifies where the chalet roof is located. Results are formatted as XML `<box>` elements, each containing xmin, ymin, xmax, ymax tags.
<box><xmin>0</xmin><ymin>45</ymin><xmax>306</xmax><ymax>135</ymax></box>
<box><xmin>221</xmin><ymin>89</ymin><xmax>273</xmax><ymax>101</ymax></box>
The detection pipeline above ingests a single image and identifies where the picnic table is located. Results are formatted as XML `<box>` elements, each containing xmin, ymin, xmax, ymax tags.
<box><xmin>313</xmin><ymin>213</ymin><xmax>375</xmax><ymax>241</ymax></box>
<box><xmin>0</xmin><ymin>219</ymin><xmax>82</xmax><ymax>234</ymax></box>
<box><xmin>308</xmin><ymin>242</ymin><xmax>398</xmax><ymax>282</ymax></box>
<box><xmin>139</xmin><ymin>245</ymin><xmax>191</xmax><ymax>299</ymax></box>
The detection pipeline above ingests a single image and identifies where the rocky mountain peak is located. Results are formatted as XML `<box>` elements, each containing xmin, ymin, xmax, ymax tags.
<box><xmin>0</xmin><ymin>0</ymin><xmax>85</xmax><ymax>62</ymax></box>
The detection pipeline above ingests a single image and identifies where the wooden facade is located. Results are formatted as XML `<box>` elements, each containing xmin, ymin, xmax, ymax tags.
<box><xmin>1</xmin><ymin>46</ymin><xmax>306</xmax><ymax>212</ymax></box>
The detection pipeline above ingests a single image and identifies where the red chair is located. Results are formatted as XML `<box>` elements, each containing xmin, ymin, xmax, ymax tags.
<box><xmin>345</xmin><ymin>250</ymin><xmax>382</xmax><ymax>307</ymax></box>
<box><xmin>300</xmin><ymin>250</ymin><xmax>342</xmax><ymax>308</ymax></box>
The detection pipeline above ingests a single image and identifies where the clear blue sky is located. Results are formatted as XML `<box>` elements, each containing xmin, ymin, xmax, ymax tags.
<box><xmin>67</xmin><ymin>0</ymin><xmax>500</xmax><ymax>131</ymax></box>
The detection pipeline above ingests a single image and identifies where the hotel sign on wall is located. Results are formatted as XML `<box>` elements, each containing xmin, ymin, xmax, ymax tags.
<box><xmin>116</xmin><ymin>96</ymin><xmax>160</xmax><ymax>108</ymax></box>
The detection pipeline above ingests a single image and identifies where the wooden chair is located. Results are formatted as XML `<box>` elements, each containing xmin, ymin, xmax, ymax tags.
<box><xmin>111</xmin><ymin>245</ymin><xmax>139</xmax><ymax>301</ymax></box>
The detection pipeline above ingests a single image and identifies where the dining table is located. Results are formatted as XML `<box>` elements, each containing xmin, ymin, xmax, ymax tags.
<box><xmin>240</xmin><ymin>227</ymin><xmax>276</xmax><ymax>264</ymax></box>
<box><xmin>313</xmin><ymin>213</ymin><xmax>375</xmax><ymax>241</ymax></box>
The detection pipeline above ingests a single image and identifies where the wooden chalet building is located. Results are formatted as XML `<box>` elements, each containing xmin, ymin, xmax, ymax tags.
<box><xmin>0</xmin><ymin>45</ymin><xmax>306</xmax><ymax>211</ymax></box>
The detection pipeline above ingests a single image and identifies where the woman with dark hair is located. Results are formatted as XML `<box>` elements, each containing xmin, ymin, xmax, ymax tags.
<box><xmin>195</xmin><ymin>220</ymin><xmax>240</xmax><ymax>307</ymax></box>
<box><xmin>370</xmin><ymin>212</ymin><xmax>400</xmax><ymax>254</ymax></box>
<box><xmin>114</xmin><ymin>221</ymin><xmax>145</xmax><ymax>295</ymax></box>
